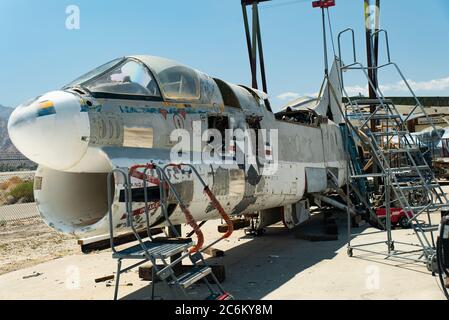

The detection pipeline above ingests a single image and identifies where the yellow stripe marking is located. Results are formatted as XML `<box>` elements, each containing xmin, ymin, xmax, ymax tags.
<box><xmin>37</xmin><ymin>101</ymin><xmax>55</xmax><ymax>109</ymax></box>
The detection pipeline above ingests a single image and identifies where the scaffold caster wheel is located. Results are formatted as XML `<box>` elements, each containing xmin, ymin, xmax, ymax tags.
<box><xmin>347</xmin><ymin>248</ymin><xmax>353</xmax><ymax>257</ymax></box>
<box><xmin>206</xmin><ymin>292</ymin><xmax>234</xmax><ymax>300</ymax></box>
<box><xmin>389</xmin><ymin>242</ymin><xmax>395</xmax><ymax>251</ymax></box>
<box><xmin>427</xmin><ymin>255</ymin><xmax>438</xmax><ymax>274</ymax></box>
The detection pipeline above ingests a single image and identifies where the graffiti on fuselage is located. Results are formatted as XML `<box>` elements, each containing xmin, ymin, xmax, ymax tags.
<box><xmin>118</xmin><ymin>105</ymin><xmax>208</xmax><ymax>116</ymax></box>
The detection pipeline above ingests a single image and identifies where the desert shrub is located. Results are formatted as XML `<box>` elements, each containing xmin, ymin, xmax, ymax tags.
<box><xmin>0</xmin><ymin>176</ymin><xmax>23</xmax><ymax>190</ymax></box>
<box><xmin>9</xmin><ymin>181</ymin><xmax>34</xmax><ymax>202</ymax></box>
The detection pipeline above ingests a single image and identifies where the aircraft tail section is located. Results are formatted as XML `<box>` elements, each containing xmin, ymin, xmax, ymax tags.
<box><xmin>313</xmin><ymin>57</ymin><xmax>344</xmax><ymax>124</ymax></box>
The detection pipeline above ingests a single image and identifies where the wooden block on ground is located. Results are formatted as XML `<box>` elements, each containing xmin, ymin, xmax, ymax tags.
<box><xmin>218</xmin><ymin>219</ymin><xmax>250</xmax><ymax>233</ymax></box>
<box><xmin>139</xmin><ymin>264</ymin><xmax>226</xmax><ymax>283</ymax></box>
<box><xmin>151</xmin><ymin>237</ymin><xmax>192</xmax><ymax>244</ymax></box>
<box><xmin>209</xmin><ymin>265</ymin><xmax>226</xmax><ymax>283</ymax></box>
<box><xmin>95</xmin><ymin>275</ymin><xmax>114</xmax><ymax>283</ymax></box>
<box><xmin>295</xmin><ymin>233</ymin><xmax>338</xmax><ymax>242</ymax></box>
<box><xmin>325</xmin><ymin>223</ymin><xmax>339</xmax><ymax>235</ymax></box>
<box><xmin>203</xmin><ymin>247</ymin><xmax>225</xmax><ymax>257</ymax></box>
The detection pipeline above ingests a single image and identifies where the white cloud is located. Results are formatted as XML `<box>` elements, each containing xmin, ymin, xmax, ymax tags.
<box><xmin>276</xmin><ymin>91</ymin><xmax>320</xmax><ymax>101</ymax></box>
<box><xmin>277</xmin><ymin>76</ymin><xmax>449</xmax><ymax>102</ymax></box>
<box><xmin>277</xmin><ymin>92</ymin><xmax>300</xmax><ymax>101</ymax></box>
<box><xmin>344</xmin><ymin>85</ymin><xmax>369</xmax><ymax>96</ymax></box>
<box><xmin>397</xmin><ymin>77</ymin><xmax>449</xmax><ymax>92</ymax></box>
<box><xmin>344</xmin><ymin>76</ymin><xmax>449</xmax><ymax>96</ymax></box>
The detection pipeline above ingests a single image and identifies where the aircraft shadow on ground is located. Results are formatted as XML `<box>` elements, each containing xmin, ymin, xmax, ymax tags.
<box><xmin>121</xmin><ymin>212</ymin><xmax>363</xmax><ymax>300</ymax></box>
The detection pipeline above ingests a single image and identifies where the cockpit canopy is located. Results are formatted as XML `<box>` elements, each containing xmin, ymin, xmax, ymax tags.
<box><xmin>64</xmin><ymin>56</ymin><xmax>201</xmax><ymax>101</ymax></box>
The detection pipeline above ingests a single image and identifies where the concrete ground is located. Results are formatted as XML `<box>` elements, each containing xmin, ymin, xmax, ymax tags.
<box><xmin>0</xmin><ymin>211</ymin><xmax>446</xmax><ymax>300</ymax></box>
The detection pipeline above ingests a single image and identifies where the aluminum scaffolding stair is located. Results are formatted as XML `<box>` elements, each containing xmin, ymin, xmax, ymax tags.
<box><xmin>107</xmin><ymin>163</ymin><xmax>233</xmax><ymax>300</ymax></box>
<box><xmin>336</xmin><ymin>28</ymin><xmax>449</xmax><ymax>270</ymax></box>
<box><xmin>339</xmin><ymin>123</ymin><xmax>383</xmax><ymax>229</ymax></box>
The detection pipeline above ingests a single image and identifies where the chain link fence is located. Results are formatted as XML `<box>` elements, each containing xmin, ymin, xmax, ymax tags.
<box><xmin>0</xmin><ymin>170</ymin><xmax>40</xmax><ymax>222</ymax></box>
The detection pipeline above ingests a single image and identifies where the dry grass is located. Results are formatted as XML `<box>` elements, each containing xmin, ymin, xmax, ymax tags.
<box><xmin>0</xmin><ymin>176</ymin><xmax>23</xmax><ymax>190</ymax></box>
<box><xmin>0</xmin><ymin>176</ymin><xmax>30</xmax><ymax>205</ymax></box>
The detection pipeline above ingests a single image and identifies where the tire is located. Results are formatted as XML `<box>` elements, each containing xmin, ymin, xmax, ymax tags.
<box><xmin>398</xmin><ymin>217</ymin><xmax>410</xmax><ymax>229</ymax></box>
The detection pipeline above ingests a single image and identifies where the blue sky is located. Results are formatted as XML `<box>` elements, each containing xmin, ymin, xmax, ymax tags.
<box><xmin>1</xmin><ymin>0</ymin><xmax>449</xmax><ymax>111</ymax></box>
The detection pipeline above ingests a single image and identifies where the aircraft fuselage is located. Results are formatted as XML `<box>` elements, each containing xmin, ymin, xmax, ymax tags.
<box><xmin>8</xmin><ymin>55</ymin><xmax>347</xmax><ymax>238</ymax></box>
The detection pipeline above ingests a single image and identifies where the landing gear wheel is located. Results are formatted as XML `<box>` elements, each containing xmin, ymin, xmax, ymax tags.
<box><xmin>398</xmin><ymin>217</ymin><xmax>411</xmax><ymax>229</ymax></box>
<box><xmin>347</xmin><ymin>248</ymin><xmax>353</xmax><ymax>257</ymax></box>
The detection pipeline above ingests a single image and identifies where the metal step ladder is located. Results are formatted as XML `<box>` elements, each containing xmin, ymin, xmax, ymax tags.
<box><xmin>336</xmin><ymin>28</ymin><xmax>449</xmax><ymax>270</ymax></box>
<box><xmin>107</xmin><ymin>163</ymin><xmax>234</xmax><ymax>300</ymax></box>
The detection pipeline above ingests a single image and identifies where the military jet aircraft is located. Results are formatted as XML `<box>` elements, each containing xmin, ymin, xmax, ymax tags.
<box><xmin>8</xmin><ymin>55</ymin><xmax>347</xmax><ymax>241</ymax></box>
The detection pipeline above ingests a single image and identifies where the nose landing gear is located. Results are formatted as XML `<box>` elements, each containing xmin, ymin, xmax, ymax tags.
<box><xmin>244</xmin><ymin>212</ymin><xmax>266</xmax><ymax>236</ymax></box>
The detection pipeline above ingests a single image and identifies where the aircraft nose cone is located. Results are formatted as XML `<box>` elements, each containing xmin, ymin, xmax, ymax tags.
<box><xmin>8</xmin><ymin>91</ymin><xmax>90</xmax><ymax>171</ymax></box>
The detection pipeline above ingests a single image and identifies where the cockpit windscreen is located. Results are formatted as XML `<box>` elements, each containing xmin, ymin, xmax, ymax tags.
<box><xmin>65</xmin><ymin>58</ymin><xmax>161</xmax><ymax>97</ymax></box>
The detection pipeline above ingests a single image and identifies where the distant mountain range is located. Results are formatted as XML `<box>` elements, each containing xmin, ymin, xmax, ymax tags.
<box><xmin>0</xmin><ymin>105</ymin><xmax>18</xmax><ymax>154</ymax></box>
<box><xmin>0</xmin><ymin>105</ymin><xmax>37</xmax><ymax>170</ymax></box>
